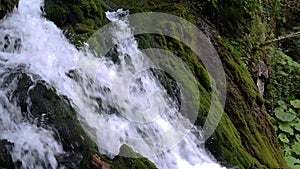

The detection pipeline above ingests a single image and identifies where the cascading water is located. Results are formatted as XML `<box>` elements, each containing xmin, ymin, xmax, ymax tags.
<box><xmin>0</xmin><ymin>0</ymin><xmax>225</xmax><ymax>168</ymax></box>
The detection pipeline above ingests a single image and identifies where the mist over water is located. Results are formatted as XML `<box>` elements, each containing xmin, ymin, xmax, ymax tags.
<box><xmin>0</xmin><ymin>0</ymin><xmax>225</xmax><ymax>168</ymax></box>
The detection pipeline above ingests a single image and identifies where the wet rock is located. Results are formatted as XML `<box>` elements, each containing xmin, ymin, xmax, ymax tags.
<box><xmin>56</xmin><ymin>153</ymin><xmax>83</xmax><ymax>169</ymax></box>
<box><xmin>7</xmin><ymin>72</ymin><xmax>156</xmax><ymax>169</ymax></box>
<box><xmin>0</xmin><ymin>139</ymin><xmax>14</xmax><ymax>169</ymax></box>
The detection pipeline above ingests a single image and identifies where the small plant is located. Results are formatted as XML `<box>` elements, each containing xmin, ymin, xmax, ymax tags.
<box><xmin>271</xmin><ymin>100</ymin><xmax>300</xmax><ymax>169</ymax></box>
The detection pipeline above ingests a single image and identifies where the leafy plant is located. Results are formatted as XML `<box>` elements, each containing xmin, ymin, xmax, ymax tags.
<box><xmin>270</xmin><ymin>100</ymin><xmax>300</xmax><ymax>169</ymax></box>
<box><xmin>291</xmin><ymin>100</ymin><xmax>300</xmax><ymax>109</ymax></box>
<box><xmin>266</xmin><ymin>50</ymin><xmax>300</xmax><ymax>109</ymax></box>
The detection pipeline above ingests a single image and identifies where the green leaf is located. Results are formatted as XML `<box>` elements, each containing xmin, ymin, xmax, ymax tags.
<box><xmin>296</xmin><ymin>134</ymin><xmax>300</xmax><ymax>142</ymax></box>
<box><xmin>288</xmin><ymin>108</ymin><xmax>297</xmax><ymax>115</ymax></box>
<box><xmin>279</xmin><ymin>123</ymin><xmax>294</xmax><ymax>135</ymax></box>
<box><xmin>292</xmin><ymin>143</ymin><xmax>300</xmax><ymax>156</ymax></box>
<box><xmin>284</xmin><ymin>146</ymin><xmax>292</xmax><ymax>156</ymax></box>
<box><xmin>275</xmin><ymin>108</ymin><xmax>297</xmax><ymax>122</ymax></box>
<box><xmin>269</xmin><ymin>116</ymin><xmax>277</xmax><ymax>124</ymax></box>
<box><xmin>292</xmin><ymin>121</ymin><xmax>300</xmax><ymax>131</ymax></box>
<box><xmin>278</xmin><ymin>71</ymin><xmax>288</xmax><ymax>77</ymax></box>
<box><xmin>279</xmin><ymin>60</ymin><xmax>287</xmax><ymax>65</ymax></box>
<box><xmin>285</xmin><ymin>156</ymin><xmax>300</xmax><ymax>169</ymax></box>
<box><xmin>278</xmin><ymin>133</ymin><xmax>290</xmax><ymax>143</ymax></box>
<box><xmin>294</xmin><ymin>26</ymin><xmax>300</xmax><ymax>31</ymax></box>
<box><xmin>273</xmin><ymin>125</ymin><xmax>278</xmax><ymax>132</ymax></box>
<box><xmin>291</xmin><ymin>100</ymin><xmax>300</xmax><ymax>109</ymax></box>
<box><xmin>278</xmin><ymin>101</ymin><xmax>288</xmax><ymax>109</ymax></box>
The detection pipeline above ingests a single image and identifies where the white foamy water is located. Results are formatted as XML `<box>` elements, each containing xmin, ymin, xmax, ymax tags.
<box><xmin>0</xmin><ymin>1</ymin><xmax>65</xmax><ymax>168</ymax></box>
<box><xmin>0</xmin><ymin>93</ymin><xmax>63</xmax><ymax>169</ymax></box>
<box><xmin>0</xmin><ymin>0</ymin><xmax>225</xmax><ymax>168</ymax></box>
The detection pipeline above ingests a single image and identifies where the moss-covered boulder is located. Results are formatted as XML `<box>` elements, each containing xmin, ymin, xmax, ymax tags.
<box><xmin>0</xmin><ymin>0</ymin><xmax>18</xmax><ymax>19</ymax></box>
<box><xmin>1</xmin><ymin>71</ymin><xmax>156</xmax><ymax>169</ymax></box>
<box><xmin>44</xmin><ymin>0</ymin><xmax>110</xmax><ymax>47</ymax></box>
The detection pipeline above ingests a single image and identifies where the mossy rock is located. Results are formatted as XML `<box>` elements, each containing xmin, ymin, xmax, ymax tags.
<box><xmin>0</xmin><ymin>0</ymin><xmax>19</xmax><ymax>19</ymax></box>
<box><xmin>44</xmin><ymin>0</ymin><xmax>110</xmax><ymax>47</ymax></box>
<box><xmin>6</xmin><ymin>72</ymin><xmax>156</xmax><ymax>169</ymax></box>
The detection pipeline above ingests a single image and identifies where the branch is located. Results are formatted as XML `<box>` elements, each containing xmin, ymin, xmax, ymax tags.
<box><xmin>261</xmin><ymin>31</ymin><xmax>300</xmax><ymax>46</ymax></box>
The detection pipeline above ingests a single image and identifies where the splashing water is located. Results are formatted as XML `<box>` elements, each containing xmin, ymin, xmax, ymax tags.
<box><xmin>0</xmin><ymin>0</ymin><xmax>225</xmax><ymax>168</ymax></box>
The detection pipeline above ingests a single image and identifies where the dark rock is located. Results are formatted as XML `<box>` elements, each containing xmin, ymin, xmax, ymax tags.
<box><xmin>11</xmin><ymin>73</ymin><xmax>99</xmax><ymax>168</ymax></box>
<box><xmin>56</xmin><ymin>153</ymin><xmax>83</xmax><ymax>169</ymax></box>
<box><xmin>6</xmin><ymin>71</ymin><xmax>156</xmax><ymax>169</ymax></box>
<box><xmin>0</xmin><ymin>139</ymin><xmax>14</xmax><ymax>169</ymax></box>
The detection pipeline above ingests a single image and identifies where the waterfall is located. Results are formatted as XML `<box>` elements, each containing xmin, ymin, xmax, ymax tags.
<box><xmin>0</xmin><ymin>0</ymin><xmax>225</xmax><ymax>168</ymax></box>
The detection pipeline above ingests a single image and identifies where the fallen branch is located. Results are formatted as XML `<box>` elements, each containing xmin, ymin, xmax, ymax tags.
<box><xmin>261</xmin><ymin>31</ymin><xmax>300</xmax><ymax>46</ymax></box>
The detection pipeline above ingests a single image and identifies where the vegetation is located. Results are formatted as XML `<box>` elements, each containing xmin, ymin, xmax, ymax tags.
<box><xmin>269</xmin><ymin>99</ymin><xmax>300</xmax><ymax>169</ymax></box>
<box><xmin>265</xmin><ymin>49</ymin><xmax>300</xmax><ymax>168</ymax></box>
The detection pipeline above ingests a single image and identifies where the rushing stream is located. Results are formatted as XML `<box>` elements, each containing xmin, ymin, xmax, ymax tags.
<box><xmin>0</xmin><ymin>0</ymin><xmax>225</xmax><ymax>168</ymax></box>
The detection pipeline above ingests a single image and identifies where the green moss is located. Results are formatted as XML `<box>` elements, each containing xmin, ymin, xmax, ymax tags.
<box><xmin>214</xmin><ymin>40</ymin><xmax>287</xmax><ymax>168</ymax></box>
<box><xmin>45</xmin><ymin>4</ymin><xmax>67</xmax><ymax>26</ymax></box>
<box><xmin>72</xmin><ymin>5</ymin><xmax>85</xmax><ymax>21</ymax></box>
<box><xmin>107</xmin><ymin>145</ymin><xmax>157</xmax><ymax>169</ymax></box>
<box><xmin>0</xmin><ymin>0</ymin><xmax>18</xmax><ymax>19</ymax></box>
<box><xmin>45</xmin><ymin>0</ymin><xmax>110</xmax><ymax>47</ymax></box>
<box><xmin>206</xmin><ymin>113</ymin><xmax>264</xmax><ymax>168</ymax></box>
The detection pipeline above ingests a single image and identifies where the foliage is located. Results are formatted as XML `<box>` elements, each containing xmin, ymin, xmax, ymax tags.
<box><xmin>265</xmin><ymin>47</ymin><xmax>300</xmax><ymax>168</ymax></box>
<box><xmin>266</xmin><ymin>49</ymin><xmax>300</xmax><ymax>109</ymax></box>
<box><xmin>277</xmin><ymin>0</ymin><xmax>300</xmax><ymax>63</ymax></box>
<box><xmin>281</xmin><ymin>26</ymin><xmax>300</xmax><ymax>63</ymax></box>
<box><xmin>270</xmin><ymin>100</ymin><xmax>300</xmax><ymax>169</ymax></box>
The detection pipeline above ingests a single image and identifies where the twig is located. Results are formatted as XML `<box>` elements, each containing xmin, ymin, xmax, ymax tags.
<box><xmin>262</xmin><ymin>31</ymin><xmax>300</xmax><ymax>46</ymax></box>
